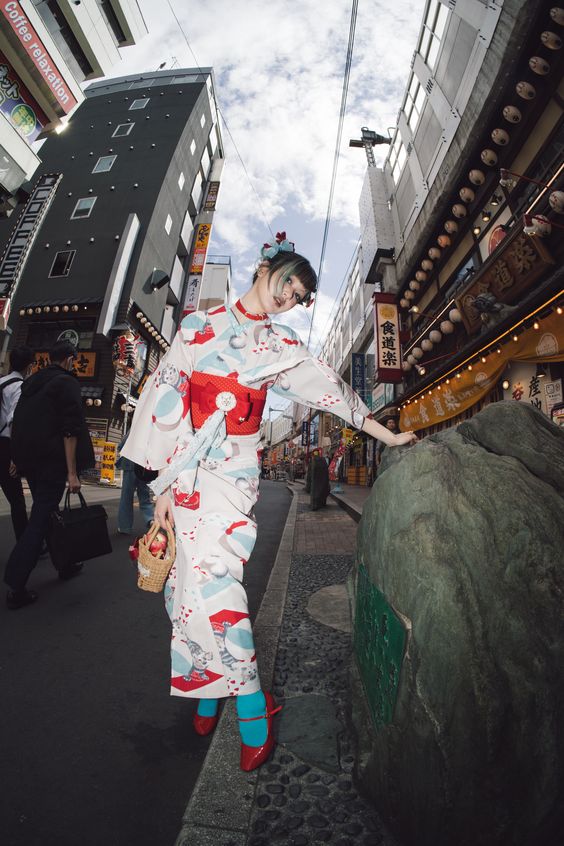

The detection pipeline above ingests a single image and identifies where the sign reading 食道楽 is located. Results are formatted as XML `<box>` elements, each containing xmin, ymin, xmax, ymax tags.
<box><xmin>0</xmin><ymin>0</ymin><xmax>77</xmax><ymax>113</ymax></box>
<box><xmin>0</xmin><ymin>173</ymin><xmax>62</xmax><ymax>297</ymax></box>
<box><xmin>373</xmin><ymin>293</ymin><xmax>402</xmax><ymax>383</ymax></box>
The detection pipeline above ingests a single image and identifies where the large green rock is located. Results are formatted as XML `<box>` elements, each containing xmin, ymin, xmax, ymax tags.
<box><xmin>353</xmin><ymin>401</ymin><xmax>564</xmax><ymax>846</ymax></box>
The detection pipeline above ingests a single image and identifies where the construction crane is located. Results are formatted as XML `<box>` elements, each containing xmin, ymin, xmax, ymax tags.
<box><xmin>349</xmin><ymin>127</ymin><xmax>391</xmax><ymax>167</ymax></box>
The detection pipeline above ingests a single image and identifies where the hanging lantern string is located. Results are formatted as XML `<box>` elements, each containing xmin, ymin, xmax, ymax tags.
<box><xmin>406</xmin><ymin>349</ymin><xmax>460</xmax><ymax>368</ymax></box>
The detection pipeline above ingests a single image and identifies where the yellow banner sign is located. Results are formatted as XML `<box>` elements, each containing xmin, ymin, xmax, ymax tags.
<box><xmin>101</xmin><ymin>442</ymin><xmax>117</xmax><ymax>482</ymax></box>
<box><xmin>400</xmin><ymin>308</ymin><xmax>564</xmax><ymax>432</ymax></box>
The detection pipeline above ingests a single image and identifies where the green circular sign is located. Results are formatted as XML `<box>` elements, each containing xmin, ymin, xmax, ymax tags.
<box><xmin>11</xmin><ymin>104</ymin><xmax>37</xmax><ymax>137</ymax></box>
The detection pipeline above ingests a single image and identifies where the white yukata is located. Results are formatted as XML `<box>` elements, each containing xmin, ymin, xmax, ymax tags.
<box><xmin>122</xmin><ymin>304</ymin><xmax>370</xmax><ymax>699</ymax></box>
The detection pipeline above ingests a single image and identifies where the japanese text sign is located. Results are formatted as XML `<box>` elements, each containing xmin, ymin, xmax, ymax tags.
<box><xmin>374</xmin><ymin>293</ymin><xmax>402</xmax><ymax>383</ymax></box>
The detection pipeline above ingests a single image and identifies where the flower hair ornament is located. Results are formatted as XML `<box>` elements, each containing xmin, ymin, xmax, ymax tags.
<box><xmin>261</xmin><ymin>231</ymin><xmax>295</xmax><ymax>260</ymax></box>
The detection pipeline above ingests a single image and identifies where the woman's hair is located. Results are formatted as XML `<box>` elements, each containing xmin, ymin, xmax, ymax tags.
<box><xmin>253</xmin><ymin>251</ymin><xmax>317</xmax><ymax>304</ymax></box>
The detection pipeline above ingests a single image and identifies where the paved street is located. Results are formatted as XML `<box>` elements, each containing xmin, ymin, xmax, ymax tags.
<box><xmin>0</xmin><ymin>480</ymin><xmax>291</xmax><ymax>846</ymax></box>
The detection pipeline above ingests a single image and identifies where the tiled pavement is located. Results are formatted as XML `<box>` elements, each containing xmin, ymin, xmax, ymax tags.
<box><xmin>293</xmin><ymin>493</ymin><xmax>359</xmax><ymax>555</ymax></box>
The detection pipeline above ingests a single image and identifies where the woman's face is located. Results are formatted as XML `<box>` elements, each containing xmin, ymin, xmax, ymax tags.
<box><xmin>256</xmin><ymin>264</ymin><xmax>309</xmax><ymax>315</ymax></box>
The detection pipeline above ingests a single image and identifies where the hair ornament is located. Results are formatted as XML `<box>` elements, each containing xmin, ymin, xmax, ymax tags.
<box><xmin>261</xmin><ymin>231</ymin><xmax>295</xmax><ymax>259</ymax></box>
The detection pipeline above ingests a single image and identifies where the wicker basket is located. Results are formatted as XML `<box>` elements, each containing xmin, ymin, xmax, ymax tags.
<box><xmin>137</xmin><ymin>519</ymin><xmax>176</xmax><ymax>593</ymax></box>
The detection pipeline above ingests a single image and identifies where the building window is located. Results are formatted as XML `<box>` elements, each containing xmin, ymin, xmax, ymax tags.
<box><xmin>129</xmin><ymin>98</ymin><xmax>150</xmax><ymax>110</ymax></box>
<box><xmin>71</xmin><ymin>197</ymin><xmax>97</xmax><ymax>219</ymax></box>
<box><xmin>178</xmin><ymin>172</ymin><xmax>185</xmax><ymax>190</ymax></box>
<box><xmin>92</xmin><ymin>155</ymin><xmax>116</xmax><ymax>173</ymax></box>
<box><xmin>389</xmin><ymin>133</ymin><xmax>407</xmax><ymax>184</ymax></box>
<box><xmin>200</xmin><ymin>113</ymin><xmax>206</xmax><ymax>128</ymax></box>
<box><xmin>190</xmin><ymin>139</ymin><xmax>196</xmax><ymax>156</ymax></box>
<box><xmin>49</xmin><ymin>250</ymin><xmax>76</xmax><ymax>278</ymax></box>
<box><xmin>165</xmin><ymin>214</ymin><xmax>173</xmax><ymax>235</ymax></box>
<box><xmin>31</xmin><ymin>0</ymin><xmax>93</xmax><ymax>82</ymax></box>
<box><xmin>95</xmin><ymin>0</ymin><xmax>127</xmax><ymax>47</ymax></box>
<box><xmin>112</xmin><ymin>123</ymin><xmax>134</xmax><ymax>138</ymax></box>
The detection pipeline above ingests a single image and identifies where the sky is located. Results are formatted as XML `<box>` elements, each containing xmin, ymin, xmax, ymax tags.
<box><xmin>111</xmin><ymin>0</ymin><xmax>425</xmax><ymax>358</ymax></box>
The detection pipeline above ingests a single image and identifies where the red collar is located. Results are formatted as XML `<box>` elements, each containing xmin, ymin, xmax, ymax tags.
<box><xmin>234</xmin><ymin>299</ymin><xmax>267</xmax><ymax>321</ymax></box>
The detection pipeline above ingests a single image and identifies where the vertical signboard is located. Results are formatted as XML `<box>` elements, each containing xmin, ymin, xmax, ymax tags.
<box><xmin>352</xmin><ymin>353</ymin><xmax>366</xmax><ymax>405</ymax></box>
<box><xmin>373</xmin><ymin>293</ymin><xmax>402</xmax><ymax>383</ymax></box>
<box><xmin>183</xmin><ymin>223</ymin><xmax>213</xmax><ymax>316</ymax></box>
<box><xmin>0</xmin><ymin>172</ymin><xmax>62</xmax><ymax>297</ymax></box>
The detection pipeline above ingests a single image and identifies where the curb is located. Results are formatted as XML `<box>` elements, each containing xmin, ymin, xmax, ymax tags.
<box><xmin>174</xmin><ymin>486</ymin><xmax>299</xmax><ymax>846</ymax></box>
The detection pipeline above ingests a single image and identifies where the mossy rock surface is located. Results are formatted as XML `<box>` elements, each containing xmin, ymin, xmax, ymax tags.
<box><xmin>354</xmin><ymin>401</ymin><xmax>564</xmax><ymax>846</ymax></box>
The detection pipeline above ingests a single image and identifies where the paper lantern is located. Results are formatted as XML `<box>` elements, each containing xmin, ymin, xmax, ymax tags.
<box><xmin>541</xmin><ymin>30</ymin><xmax>562</xmax><ymax>49</ymax></box>
<box><xmin>550</xmin><ymin>7</ymin><xmax>564</xmax><ymax>26</ymax></box>
<box><xmin>407</xmin><ymin>354</ymin><xmax>417</xmax><ymax>365</ymax></box>
<box><xmin>428</xmin><ymin>247</ymin><xmax>441</xmax><ymax>260</ymax></box>
<box><xmin>402</xmin><ymin>361</ymin><xmax>412</xmax><ymax>372</ymax></box>
<box><xmin>421</xmin><ymin>259</ymin><xmax>434</xmax><ymax>271</ymax></box>
<box><xmin>415</xmin><ymin>270</ymin><xmax>427</xmax><ymax>282</ymax></box>
<box><xmin>459</xmin><ymin>186</ymin><xmax>475</xmax><ymax>203</ymax></box>
<box><xmin>412</xmin><ymin>347</ymin><xmax>424</xmax><ymax>360</ymax></box>
<box><xmin>429</xmin><ymin>329</ymin><xmax>442</xmax><ymax>343</ymax></box>
<box><xmin>468</xmin><ymin>169</ymin><xmax>485</xmax><ymax>185</ymax></box>
<box><xmin>449</xmin><ymin>308</ymin><xmax>463</xmax><ymax>323</ymax></box>
<box><xmin>481</xmin><ymin>149</ymin><xmax>498</xmax><ymax>167</ymax></box>
<box><xmin>400</xmin><ymin>298</ymin><xmax>410</xmax><ymax>309</ymax></box>
<box><xmin>491</xmin><ymin>128</ymin><xmax>509</xmax><ymax>146</ymax></box>
<box><xmin>437</xmin><ymin>234</ymin><xmax>451</xmax><ymax>248</ymax></box>
<box><xmin>112</xmin><ymin>330</ymin><xmax>138</xmax><ymax>375</ymax></box>
<box><xmin>549</xmin><ymin>190</ymin><xmax>564</xmax><ymax>213</ymax></box>
<box><xmin>503</xmin><ymin>105</ymin><xmax>522</xmax><ymax>123</ymax></box>
<box><xmin>409</xmin><ymin>280</ymin><xmax>420</xmax><ymax>291</ymax></box>
<box><xmin>516</xmin><ymin>80</ymin><xmax>536</xmax><ymax>99</ymax></box>
<box><xmin>440</xmin><ymin>320</ymin><xmax>455</xmax><ymax>334</ymax></box>
<box><xmin>421</xmin><ymin>339</ymin><xmax>433</xmax><ymax>352</ymax></box>
<box><xmin>452</xmin><ymin>204</ymin><xmax>467</xmax><ymax>218</ymax></box>
<box><xmin>529</xmin><ymin>56</ymin><xmax>550</xmax><ymax>74</ymax></box>
<box><xmin>405</xmin><ymin>290</ymin><xmax>415</xmax><ymax>300</ymax></box>
<box><xmin>444</xmin><ymin>220</ymin><xmax>459</xmax><ymax>234</ymax></box>
<box><xmin>523</xmin><ymin>214</ymin><xmax>551</xmax><ymax>237</ymax></box>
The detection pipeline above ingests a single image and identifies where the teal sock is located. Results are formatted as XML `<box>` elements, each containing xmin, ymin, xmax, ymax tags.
<box><xmin>237</xmin><ymin>690</ymin><xmax>267</xmax><ymax>747</ymax></box>
<box><xmin>197</xmin><ymin>698</ymin><xmax>218</xmax><ymax>717</ymax></box>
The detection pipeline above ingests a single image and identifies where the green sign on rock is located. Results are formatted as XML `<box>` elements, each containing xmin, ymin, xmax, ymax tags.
<box><xmin>354</xmin><ymin>565</ymin><xmax>406</xmax><ymax>728</ymax></box>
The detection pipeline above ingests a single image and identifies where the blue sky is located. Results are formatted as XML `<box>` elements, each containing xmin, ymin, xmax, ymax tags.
<box><xmin>113</xmin><ymin>0</ymin><xmax>425</xmax><ymax>351</ymax></box>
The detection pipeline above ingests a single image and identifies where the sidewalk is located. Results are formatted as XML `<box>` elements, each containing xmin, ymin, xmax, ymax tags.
<box><xmin>176</xmin><ymin>482</ymin><xmax>397</xmax><ymax>846</ymax></box>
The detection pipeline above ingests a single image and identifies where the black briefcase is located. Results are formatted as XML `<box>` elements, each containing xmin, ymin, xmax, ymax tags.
<box><xmin>48</xmin><ymin>490</ymin><xmax>112</xmax><ymax>570</ymax></box>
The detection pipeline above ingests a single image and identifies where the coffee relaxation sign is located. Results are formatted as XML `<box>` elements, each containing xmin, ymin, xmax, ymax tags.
<box><xmin>1</xmin><ymin>1</ymin><xmax>77</xmax><ymax>114</ymax></box>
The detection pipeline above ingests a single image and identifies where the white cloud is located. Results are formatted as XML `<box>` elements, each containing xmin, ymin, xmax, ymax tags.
<box><xmin>115</xmin><ymin>0</ymin><xmax>424</xmax><ymax>334</ymax></box>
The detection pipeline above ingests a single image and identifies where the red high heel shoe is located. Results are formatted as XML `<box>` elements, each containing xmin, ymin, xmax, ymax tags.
<box><xmin>192</xmin><ymin>711</ymin><xmax>219</xmax><ymax>736</ymax></box>
<box><xmin>239</xmin><ymin>692</ymin><xmax>282</xmax><ymax>772</ymax></box>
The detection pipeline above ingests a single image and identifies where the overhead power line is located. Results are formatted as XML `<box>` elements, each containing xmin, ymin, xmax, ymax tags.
<box><xmin>307</xmin><ymin>0</ymin><xmax>359</xmax><ymax>347</ymax></box>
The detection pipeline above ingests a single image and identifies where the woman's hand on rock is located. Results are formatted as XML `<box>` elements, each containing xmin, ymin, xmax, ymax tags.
<box><xmin>394</xmin><ymin>431</ymin><xmax>418</xmax><ymax>447</ymax></box>
<box><xmin>155</xmin><ymin>492</ymin><xmax>174</xmax><ymax>529</ymax></box>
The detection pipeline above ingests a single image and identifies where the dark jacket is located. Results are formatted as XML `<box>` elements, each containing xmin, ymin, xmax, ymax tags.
<box><xmin>11</xmin><ymin>365</ymin><xmax>95</xmax><ymax>479</ymax></box>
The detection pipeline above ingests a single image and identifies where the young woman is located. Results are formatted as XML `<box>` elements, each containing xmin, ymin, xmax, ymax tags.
<box><xmin>122</xmin><ymin>236</ymin><xmax>416</xmax><ymax>771</ymax></box>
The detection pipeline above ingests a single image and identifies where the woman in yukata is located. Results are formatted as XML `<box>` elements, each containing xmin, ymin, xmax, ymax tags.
<box><xmin>122</xmin><ymin>234</ymin><xmax>417</xmax><ymax>772</ymax></box>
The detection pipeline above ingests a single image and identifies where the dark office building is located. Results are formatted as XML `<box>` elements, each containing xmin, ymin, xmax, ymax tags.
<box><xmin>0</xmin><ymin>67</ymin><xmax>224</xmax><ymax>476</ymax></box>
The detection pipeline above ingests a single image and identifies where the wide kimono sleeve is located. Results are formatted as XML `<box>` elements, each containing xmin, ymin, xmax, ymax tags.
<box><xmin>266</xmin><ymin>325</ymin><xmax>371</xmax><ymax>430</ymax></box>
<box><xmin>120</xmin><ymin>314</ymin><xmax>202</xmax><ymax>470</ymax></box>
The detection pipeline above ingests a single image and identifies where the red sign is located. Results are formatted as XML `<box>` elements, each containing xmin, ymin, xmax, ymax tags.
<box><xmin>1</xmin><ymin>1</ymin><xmax>78</xmax><ymax>114</ymax></box>
<box><xmin>0</xmin><ymin>296</ymin><xmax>10</xmax><ymax>330</ymax></box>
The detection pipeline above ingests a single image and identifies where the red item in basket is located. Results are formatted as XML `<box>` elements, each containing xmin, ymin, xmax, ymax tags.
<box><xmin>148</xmin><ymin>529</ymin><xmax>168</xmax><ymax>557</ymax></box>
<box><xmin>128</xmin><ymin>537</ymin><xmax>140</xmax><ymax>563</ymax></box>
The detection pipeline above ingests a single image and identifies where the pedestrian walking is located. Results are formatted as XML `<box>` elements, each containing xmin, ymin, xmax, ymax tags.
<box><xmin>0</xmin><ymin>345</ymin><xmax>35</xmax><ymax>540</ymax></box>
<box><xmin>116</xmin><ymin>439</ymin><xmax>155</xmax><ymax>534</ymax></box>
<box><xmin>5</xmin><ymin>341</ymin><xmax>95</xmax><ymax>609</ymax></box>
<box><xmin>375</xmin><ymin>416</ymin><xmax>400</xmax><ymax>473</ymax></box>
<box><xmin>122</xmin><ymin>235</ymin><xmax>416</xmax><ymax>770</ymax></box>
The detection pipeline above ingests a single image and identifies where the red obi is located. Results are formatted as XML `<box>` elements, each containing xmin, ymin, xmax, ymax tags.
<box><xmin>189</xmin><ymin>371</ymin><xmax>267</xmax><ymax>435</ymax></box>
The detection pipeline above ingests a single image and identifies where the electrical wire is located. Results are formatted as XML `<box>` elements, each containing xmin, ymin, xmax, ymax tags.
<box><xmin>165</xmin><ymin>0</ymin><xmax>275</xmax><ymax>240</ymax></box>
<box><xmin>307</xmin><ymin>0</ymin><xmax>359</xmax><ymax>347</ymax></box>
